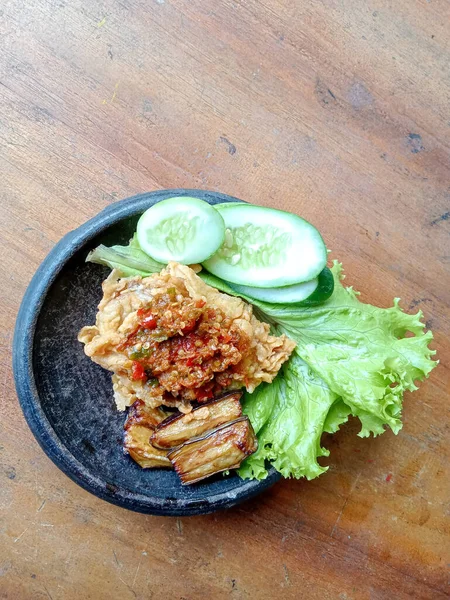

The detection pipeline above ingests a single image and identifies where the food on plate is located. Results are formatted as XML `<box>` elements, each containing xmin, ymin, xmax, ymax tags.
<box><xmin>202</xmin><ymin>202</ymin><xmax>327</xmax><ymax>287</ymax></box>
<box><xmin>123</xmin><ymin>401</ymin><xmax>171</xmax><ymax>469</ymax></box>
<box><xmin>87</xmin><ymin>234</ymin><xmax>165</xmax><ymax>277</ymax></box>
<box><xmin>81</xmin><ymin>196</ymin><xmax>437</xmax><ymax>485</ymax></box>
<box><xmin>79</xmin><ymin>263</ymin><xmax>295</xmax><ymax>412</ymax></box>
<box><xmin>137</xmin><ymin>196</ymin><xmax>225</xmax><ymax>264</ymax></box>
<box><xmin>168</xmin><ymin>417</ymin><xmax>258</xmax><ymax>485</ymax></box>
<box><xmin>78</xmin><ymin>254</ymin><xmax>295</xmax><ymax>483</ymax></box>
<box><xmin>228</xmin><ymin>266</ymin><xmax>334</xmax><ymax>305</ymax></box>
<box><xmin>151</xmin><ymin>392</ymin><xmax>243</xmax><ymax>449</ymax></box>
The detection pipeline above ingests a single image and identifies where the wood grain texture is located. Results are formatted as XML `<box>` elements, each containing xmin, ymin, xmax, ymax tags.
<box><xmin>1</xmin><ymin>0</ymin><xmax>449</xmax><ymax>598</ymax></box>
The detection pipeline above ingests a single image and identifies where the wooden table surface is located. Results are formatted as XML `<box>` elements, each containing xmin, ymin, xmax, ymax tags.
<box><xmin>1</xmin><ymin>1</ymin><xmax>449</xmax><ymax>598</ymax></box>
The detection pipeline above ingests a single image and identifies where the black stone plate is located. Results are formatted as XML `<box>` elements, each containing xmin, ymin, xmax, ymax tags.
<box><xmin>13</xmin><ymin>189</ymin><xmax>280</xmax><ymax>516</ymax></box>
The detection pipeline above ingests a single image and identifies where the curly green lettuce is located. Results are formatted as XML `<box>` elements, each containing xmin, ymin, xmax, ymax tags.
<box><xmin>87</xmin><ymin>234</ymin><xmax>164</xmax><ymax>277</ymax></box>
<box><xmin>239</xmin><ymin>353</ymin><xmax>346</xmax><ymax>480</ymax></box>
<box><xmin>237</xmin><ymin>262</ymin><xmax>436</xmax><ymax>479</ymax></box>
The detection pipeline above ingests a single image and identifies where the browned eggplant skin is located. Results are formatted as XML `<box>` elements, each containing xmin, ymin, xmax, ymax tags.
<box><xmin>153</xmin><ymin>391</ymin><xmax>243</xmax><ymax>429</ymax></box>
<box><xmin>167</xmin><ymin>417</ymin><xmax>258</xmax><ymax>485</ymax></box>
<box><xmin>123</xmin><ymin>401</ymin><xmax>172</xmax><ymax>469</ymax></box>
<box><xmin>127</xmin><ymin>446</ymin><xmax>171</xmax><ymax>469</ymax></box>
<box><xmin>150</xmin><ymin>391</ymin><xmax>243</xmax><ymax>449</ymax></box>
<box><xmin>124</xmin><ymin>400</ymin><xmax>167</xmax><ymax>431</ymax></box>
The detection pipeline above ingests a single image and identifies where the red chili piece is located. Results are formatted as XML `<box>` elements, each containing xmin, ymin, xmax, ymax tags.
<box><xmin>137</xmin><ymin>308</ymin><xmax>157</xmax><ymax>329</ymax></box>
<box><xmin>131</xmin><ymin>361</ymin><xmax>147</xmax><ymax>381</ymax></box>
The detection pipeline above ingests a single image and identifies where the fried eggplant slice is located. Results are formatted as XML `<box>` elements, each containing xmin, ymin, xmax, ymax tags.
<box><xmin>124</xmin><ymin>401</ymin><xmax>172</xmax><ymax>469</ymax></box>
<box><xmin>125</xmin><ymin>400</ymin><xmax>168</xmax><ymax>430</ymax></box>
<box><xmin>125</xmin><ymin>425</ymin><xmax>171</xmax><ymax>468</ymax></box>
<box><xmin>168</xmin><ymin>416</ymin><xmax>257</xmax><ymax>485</ymax></box>
<box><xmin>150</xmin><ymin>392</ymin><xmax>243</xmax><ymax>450</ymax></box>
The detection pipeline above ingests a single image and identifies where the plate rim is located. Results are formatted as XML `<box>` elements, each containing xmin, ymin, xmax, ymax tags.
<box><xmin>12</xmin><ymin>189</ymin><xmax>281</xmax><ymax>516</ymax></box>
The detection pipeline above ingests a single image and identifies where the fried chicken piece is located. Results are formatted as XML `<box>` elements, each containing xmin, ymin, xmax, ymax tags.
<box><xmin>79</xmin><ymin>263</ymin><xmax>295</xmax><ymax>411</ymax></box>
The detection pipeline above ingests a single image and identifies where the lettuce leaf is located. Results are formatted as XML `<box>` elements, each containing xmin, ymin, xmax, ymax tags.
<box><xmin>258</xmin><ymin>262</ymin><xmax>436</xmax><ymax>437</ymax></box>
<box><xmin>239</xmin><ymin>351</ymin><xmax>346</xmax><ymax>480</ymax></box>
<box><xmin>86</xmin><ymin>234</ymin><xmax>164</xmax><ymax>277</ymax></box>
<box><xmin>238</xmin><ymin>262</ymin><xmax>436</xmax><ymax>480</ymax></box>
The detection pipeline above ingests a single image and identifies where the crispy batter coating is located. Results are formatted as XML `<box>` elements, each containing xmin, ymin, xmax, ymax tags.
<box><xmin>79</xmin><ymin>263</ymin><xmax>295</xmax><ymax>411</ymax></box>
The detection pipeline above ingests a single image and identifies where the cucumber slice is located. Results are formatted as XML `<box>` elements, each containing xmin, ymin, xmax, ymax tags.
<box><xmin>202</xmin><ymin>204</ymin><xmax>327</xmax><ymax>287</ymax></box>
<box><xmin>228</xmin><ymin>267</ymin><xmax>334</xmax><ymax>305</ymax></box>
<box><xmin>229</xmin><ymin>277</ymin><xmax>318</xmax><ymax>304</ymax></box>
<box><xmin>297</xmin><ymin>266</ymin><xmax>334</xmax><ymax>306</ymax></box>
<box><xmin>137</xmin><ymin>197</ymin><xmax>225</xmax><ymax>264</ymax></box>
